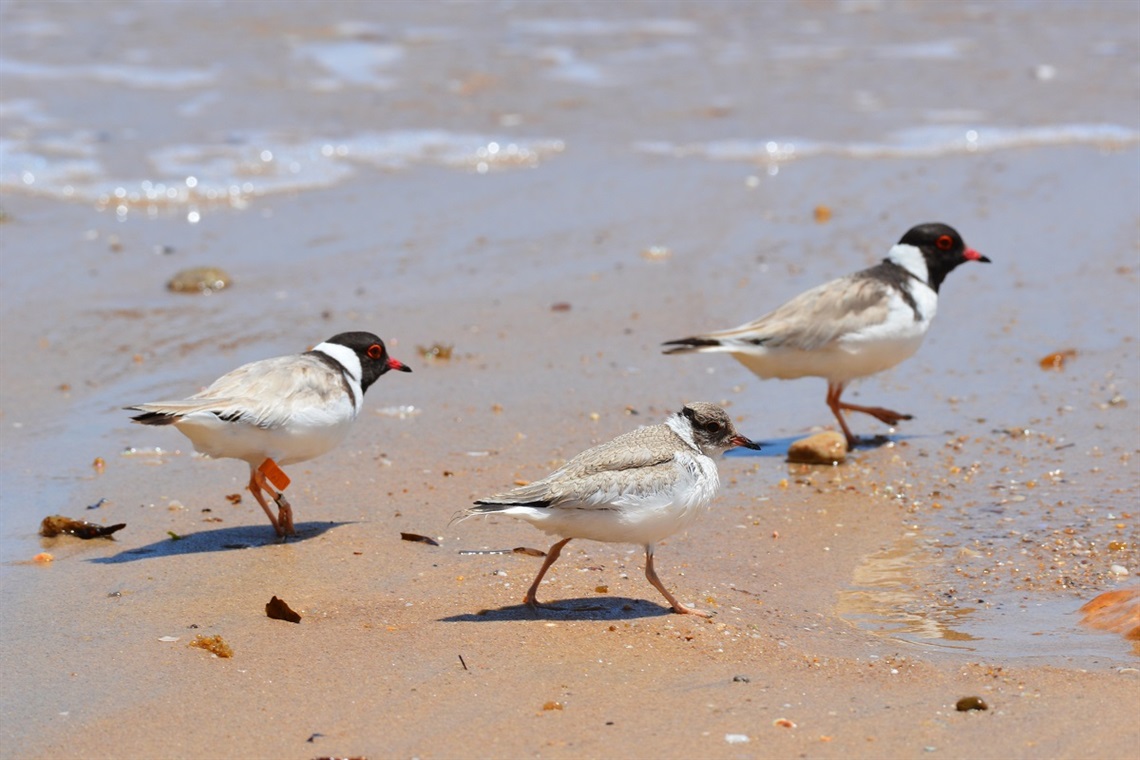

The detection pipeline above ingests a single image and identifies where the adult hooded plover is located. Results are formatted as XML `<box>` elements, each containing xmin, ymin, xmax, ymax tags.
<box><xmin>127</xmin><ymin>331</ymin><xmax>411</xmax><ymax>536</ymax></box>
<box><xmin>664</xmin><ymin>223</ymin><xmax>989</xmax><ymax>446</ymax></box>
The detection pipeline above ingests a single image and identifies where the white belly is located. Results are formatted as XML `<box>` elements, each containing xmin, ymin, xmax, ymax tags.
<box><xmin>506</xmin><ymin>455</ymin><xmax>720</xmax><ymax>546</ymax></box>
<box><xmin>173</xmin><ymin>405</ymin><xmax>356</xmax><ymax>467</ymax></box>
<box><xmin>733</xmin><ymin>329</ymin><xmax>926</xmax><ymax>383</ymax></box>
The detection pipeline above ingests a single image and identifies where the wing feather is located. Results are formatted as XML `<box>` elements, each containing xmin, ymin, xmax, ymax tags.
<box><xmin>128</xmin><ymin>354</ymin><xmax>347</xmax><ymax>429</ymax></box>
<box><xmin>670</xmin><ymin>272</ymin><xmax>892</xmax><ymax>353</ymax></box>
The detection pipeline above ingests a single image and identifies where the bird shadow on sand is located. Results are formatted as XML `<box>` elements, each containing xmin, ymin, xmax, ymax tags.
<box><xmin>440</xmin><ymin>596</ymin><xmax>677</xmax><ymax>623</ymax></box>
<box><xmin>727</xmin><ymin>433</ymin><xmax>916</xmax><ymax>459</ymax></box>
<box><xmin>88</xmin><ymin>521</ymin><xmax>349</xmax><ymax>564</ymax></box>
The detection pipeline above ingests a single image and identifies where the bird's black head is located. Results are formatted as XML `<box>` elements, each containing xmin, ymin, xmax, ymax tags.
<box><xmin>898</xmin><ymin>222</ymin><xmax>990</xmax><ymax>292</ymax></box>
<box><xmin>325</xmin><ymin>331</ymin><xmax>412</xmax><ymax>392</ymax></box>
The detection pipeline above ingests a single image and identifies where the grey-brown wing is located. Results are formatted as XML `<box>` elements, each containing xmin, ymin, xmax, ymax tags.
<box><xmin>476</xmin><ymin>424</ymin><xmax>683</xmax><ymax>507</ymax></box>
<box><xmin>130</xmin><ymin>354</ymin><xmax>346</xmax><ymax>428</ymax></box>
<box><xmin>693</xmin><ymin>273</ymin><xmax>892</xmax><ymax>352</ymax></box>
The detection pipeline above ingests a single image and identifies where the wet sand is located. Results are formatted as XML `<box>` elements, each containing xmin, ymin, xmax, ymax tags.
<box><xmin>2</xmin><ymin>2</ymin><xmax>1138</xmax><ymax>758</ymax></box>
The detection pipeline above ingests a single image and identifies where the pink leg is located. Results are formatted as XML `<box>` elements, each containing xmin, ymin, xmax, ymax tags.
<box><xmin>827</xmin><ymin>382</ymin><xmax>912</xmax><ymax>447</ymax></box>
<box><xmin>644</xmin><ymin>544</ymin><xmax>711</xmax><ymax>617</ymax></box>
<box><xmin>524</xmin><ymin>537</ymin><xmax>572</xmax><ymax>609</ymax></box>
<box><xmin>826</xmin><ymin>382</ymin><xmax>858</xmax><ymax>448</ymax></box>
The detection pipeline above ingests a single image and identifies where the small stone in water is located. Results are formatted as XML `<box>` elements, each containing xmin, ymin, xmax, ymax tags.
<box><xmin>1038</xmin><ymin>349</ymin><xmax>1076</xmax><ymax>370</ymax></box>
<box><xmin>167</xmin><ymin>266</ymin><xmax>232</xmax><ymax>294</ymax></box>
<box><xmin>956</xmin><ymin>696</ymin><xmax>988</xmax><ymax>711</ymax></box>
<box><xmin>787</xmin><ymin>431</ymin><xmax>847</xmax><ymax>464</ymax></box>
<box><xmin>417</xmin><ymin>343</ymin><xmax>453</xmax><ymax>360</ymax></box>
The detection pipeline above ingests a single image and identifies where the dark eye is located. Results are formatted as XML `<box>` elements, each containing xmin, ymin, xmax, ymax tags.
<box><xmin>367</xmin><ymin>344</ymin><xmax>384</xmax><ymax>360</ymax></box>
<box><xmin>703</xmin><ymin>421</ymin><xmax>724</xmax><ymax>434</ymax></box>
<box><xmin>936</xmin><ymin>234</ymin><xmax>953</xmax><ymax>251</ymax></box>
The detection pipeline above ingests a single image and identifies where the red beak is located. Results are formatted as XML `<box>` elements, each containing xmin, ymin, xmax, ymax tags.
<box><xmin>964</xmin><ymin>248</ymin><xmax>991</xmax><ymax>263</ymax></box>
<box><xmin>388</xmin><ymin>358</ymin><xmax>412</xmax><ymax>373</ymax></box>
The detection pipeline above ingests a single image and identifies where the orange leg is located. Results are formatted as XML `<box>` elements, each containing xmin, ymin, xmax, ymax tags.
<box><xmin>644</xmin><ymin>544</ymin><xmax>711</xmax><ymax>617</ymax></box>
<box><xmin>524</xmin><ymin>537</ymin><xmax>572</xmax><ymax>609</ymax></box>
<box><xmin>827</xmin><ymin>382</ymin><xmax>912</xmax><ymax>448</ymax></box>
<box><xmin>248</xmin><ymin>468</ymin><xmax>283</xmax><ymax>536</ymax></box>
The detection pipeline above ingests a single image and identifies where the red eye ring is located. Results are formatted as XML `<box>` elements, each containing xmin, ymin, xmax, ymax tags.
<box><xmin>936</xmin><ymin>234</ymin><xmax>953</xmax><ymax>250</ymax></box>
<box><xmin>367</xmin><ymin>344</ymin><xmax>384</xmax><ymax>360</ymax></box>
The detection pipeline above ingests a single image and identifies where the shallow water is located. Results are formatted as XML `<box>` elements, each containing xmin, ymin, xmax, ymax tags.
<box><xmin>2</xmin><ymin>0</ymin><xmax>1138</xmax><ymax>682</ymax></box>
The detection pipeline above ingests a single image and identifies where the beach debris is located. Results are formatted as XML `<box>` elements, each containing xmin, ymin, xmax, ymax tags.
<box><xmin>158</xmin><ymin>636</ymin><xmax>180</xmax><ymax>643</ymax></box>
<box><xmin>458</xmin><ymin>546</ymin><xmax>545</xmax><ymax>556</ymax></box>
<box><xmin>189</xmin><ymin>634</ymin><xmax>233</xmax><ymax>658</ymax></box>
<box><xmin>787</xmin><ymin>431</ymin><xmax>847</xmax><ymax>464</ymax></box>
<box><xmin>1039</xmin><ymin>348</ymin><xmax>1076</xmax><ymax>370</ymax></box>
<box><xmin>1078</xmin><ymin>588</ymin><xmax>1140</xmax><ymax>647</ymax></box>
<box><xmin>167</xmin><ymin>266</ymin><xmax>232</xmax><ymax>294</ymax></box>
<box><xmin>375</xmin><ymin>404</ymin><xmax>421</xmax><ymax>419</ymax></box>
<box><xmin>542</xmin><ymin>701</ymin><xmax>563</xmax><ymax>711</ymax></box>
<box><xmin>955</xmin><ymin>696</ymin><xmax>988</xmax><ymax>712</ymax></box>
<box><xmin>732</xmin><ymin>675</ymin><xmax>750</xmax><ymax>683</ymax></box>
<box><xmin>266</xmin><ymin>595</ymin><xmax>302</xmax><ymax>623</ymax></box>
<box><xmin>458</xmin><ymin>654</ymin><xmax>468</xmax><ymax>671</ymax></box>
<box><xmin>416</xmin><ymin>342</ymin><xmax>453</xmax><ymax>360</ymax></box>
<box><xmin>86</xmin><ymin>498</ymin><xmax>107</xmax><ymax>510</ymax></box>
<box><xmin>33</xmin><ymin>552</ymin><xmax>54</xmax><ymax>563</ymax></box>
<box><xmin>725</xmin><ymin>734</ymin><xmax>750</xmax><ymax>744</ymax></box>
<box><xmin>40</xmin><ymin>515</ymin><xmax>126</xmax><ymax>539</ymax></box>
<box><xmin>306</xmin><ymin>733</ymin><xmax>325</xmax><ymax>743</ymax></box>
<box><xmin>400</xmin><ymin>532</ymin><xmax>440</xmax><ymax>546</ymax></box>
<box><xmin>225</xmin><ymin>493</ymin><xmax>242</xmax><ymax>504</ymax></box>
<box><xmin>1100</xmin><ymin>394</ymin><xmax>1128</xmax><ymax>409</ymax></box>
<box><xmin>594</xmin><ymin>585</ymin><xmax>608</xmax><ymax>594</ymax></box>
<box><xmin>774</xmin><ymin>718</ymin><xmax>797</xmax><ymax>728</ymax></box>
<box><xmin>92</xmin><ymin>457</ymin><xmax>106</xmax><ymax>474</ymax></box>
<box><xmin>167</xmin><ymin>530</ymin><xmax>183</xmax><ymax>541</ymax></box>
<box><xmin>640</xmin><ymin>245</ymin><xmax>672</xmax><ymax>262</ymax></box>
<box><xmin>813</xmin><ymin>204</ymin><xmax>832</xmax><ymax>223</ymax></box>
<box><xmin>550</xmin><ymin>302</ymin><xmax>571</xmax><ymax>312</ymax></box>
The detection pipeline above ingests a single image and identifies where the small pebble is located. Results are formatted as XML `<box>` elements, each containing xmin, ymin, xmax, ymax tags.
<box><xmin>167</xmin><ymin>266</ymin><xmax>232</xmax><ymax>294</ymax></box>
<box><xmin>956</xmin><ymin>696</ymin><xmax>988</xmax><ymax>712</ymax></box>
<box><xmin>724</xmin><ymin>734</ymin><xmax>750</xmax><ymax>744</ymax></box>
<box><xmin>787</xmin><ymin>431</ymin><xmax>847</xmax><ymax>464</ymax></box>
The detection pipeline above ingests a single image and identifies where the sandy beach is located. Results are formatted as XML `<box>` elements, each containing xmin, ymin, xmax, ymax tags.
<box><xmin>1</xmin><ymin>2</ymin><xmax>1138</xmax><ymax>758</ymax></box>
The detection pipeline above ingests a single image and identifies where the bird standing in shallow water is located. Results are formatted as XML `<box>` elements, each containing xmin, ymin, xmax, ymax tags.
<box><xmin>127</xmin><ymin>331</ymin><xmax>411</xmax><ymax>537</ymax></box>
<box><xmin>664</xmin><ymin>223</ymin><xmax>990</xmax><ymax>447</ymax></box>
<box><xmin>458</xmin><ymin>402</ymin><xmax>760</xmax><ymax>617</ymax></box>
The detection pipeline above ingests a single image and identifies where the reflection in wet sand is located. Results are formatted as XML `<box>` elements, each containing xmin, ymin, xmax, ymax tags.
<box><xmin>837</xmin><ymin>530</ymin><xmax>981</xmax><ymax>647</ymax></box>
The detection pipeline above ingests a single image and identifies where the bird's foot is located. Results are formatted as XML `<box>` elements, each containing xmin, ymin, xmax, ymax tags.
<box><xmin>839</xmin><ymin>403</ymin><xmax>912</xmax><ymax>426</ymax></box>
<box><xmin>671</xmin><ymin>602</ymin><xmax>714</xmax><ymax>618</ymax></box>
<box><xmin>523</xmin><ymin>595</ymin><xmax>566</xmax><ymax>612</ymax></box>
<box><xmin>274</xmin><ymin>493</ymin><xmax>296</xmax><ymax>537</ymax></box>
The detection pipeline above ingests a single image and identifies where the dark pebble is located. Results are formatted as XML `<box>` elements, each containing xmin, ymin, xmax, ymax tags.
<box><xmin>956</xmin><ymin>696</ymin><xmax>988</xmax><ymax>712</ymax></box>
